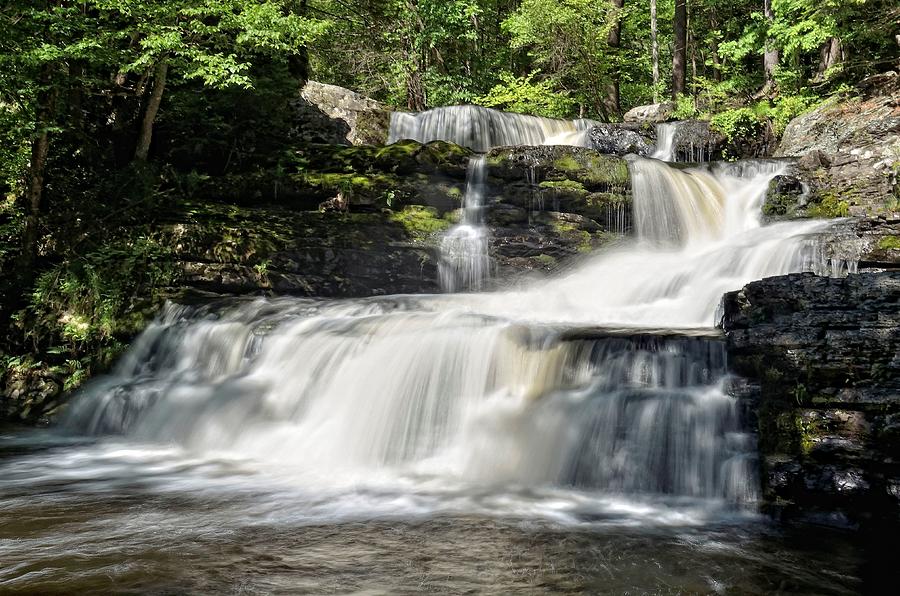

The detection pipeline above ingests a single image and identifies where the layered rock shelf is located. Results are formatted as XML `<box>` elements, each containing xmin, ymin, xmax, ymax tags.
<box><xmin>722</xmin><ymin>272</ymin><xmax>900</xmax><ymax>526</ymax></box>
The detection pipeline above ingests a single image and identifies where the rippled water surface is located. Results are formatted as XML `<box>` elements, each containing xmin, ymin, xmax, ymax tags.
<box><xmin>1</xmin><ymin>428</ymin><xmax>891</xmax><ymax>595</ymax></box>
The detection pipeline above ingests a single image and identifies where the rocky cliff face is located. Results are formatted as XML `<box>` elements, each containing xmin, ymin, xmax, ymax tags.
<box><xmin>192</xmin><ymin>141</ymin><xmax>632</xmax><ymax>289</ymax></box>
<box><xmin>771</xmin><ymin>77</ymin><xmax>899</xmax><ymax>219</ymax></box>
<box><xmin>722</xmin><ymin>272</ymin><xmax>900</xmax><ymax>527</ymax></box>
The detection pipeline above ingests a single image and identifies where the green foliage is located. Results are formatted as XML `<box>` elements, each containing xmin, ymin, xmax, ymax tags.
<box><xmin>768</xmin><ymin>94</ymin><xmax>821</xmax><ymax>136</ymax></box>
<box><xmin>807</xmin><ymin>193</ymin><xmax>850</xmax><ymax>218</ymax></box>
<box><xmin>27</xmin><ymin>234</ymin><xmax>176</xmax><ymax>346</ymax></box>
<box><xmin>476</xmin><ymin>72</ymin><xmax>575</xmax><ymax>118</ymax></box>
<box><xmin>672</xmin><ymin>95</ymin><xmax>698</xmax><ymax>120</ymax></box>
<box><xmin>389</xmin><ymin>206</ymin><xmax>452</xmax><ymax>241</ymax></box>
<box><xmin>877</xmin><ymin>236</ymin><xmax>900</xmax><ymax>250</ymax></box>
<box><xmin>710</xmin><ymin>107</ymin><xmax>764</xmax><ymax>143</ymax></box>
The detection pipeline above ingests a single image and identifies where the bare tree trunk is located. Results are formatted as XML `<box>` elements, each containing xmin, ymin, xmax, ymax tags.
<box><xmin>816</xmin><ymin>37</ymin><xmax>843</xmax><ymax>79</ymax></box>
<box><xmin>709</xmin><ymin>37</ymin><xmax>722</xmax><ymax>83</ymax></box>
<box><xmin>19</xmin><ymin>126</ymin><xmax>52</xmax><ymax>274</ymax></box>
<box><xmin>672</xmin><ymin>0</ymin><xmax>687</xmax><ymax>98</ymax></box>
<box><xmin>763</xmin><ymin>0</ymin><xmax>779</xmax><ymax>92</ymax></box>
<box><xmin>403</xmin><ymin>1</ymin><xmax>426</xmax><ymax>111</ymax></box>
<box><xmin>134</xmin><ymin>60</ymin><xmax>168</xmax><ymax>162</ymax></box>
<box><xmin>405</xmin><ymin>53</ymin><xmax>426</xmax><ymax>111</ymax></box>
<box><xmin>651</xmin><ymin>0</ymin><xmax>659</xmax><ymax>102</ymax></box>
<box><xmin>603</xmin><ymin>0</ymin><xmax>624</xmax><ymax>118</ymax></box>
<box><xmin>17</xmin><ymin>65</ymin><xmax>57</xmax><ymax>274</ymax></box>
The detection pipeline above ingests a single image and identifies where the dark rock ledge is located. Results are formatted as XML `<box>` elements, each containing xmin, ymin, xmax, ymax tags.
<box><xmin>722</xmin><ymin>271</ymin><xmax>900</xmax><ymax>528</ymax></box>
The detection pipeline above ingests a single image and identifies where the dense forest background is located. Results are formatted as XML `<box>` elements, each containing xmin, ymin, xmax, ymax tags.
<box><xmin>0</xmin><ymin>0</ymin><xmax>898</xmax><ymax>404</ymax></box>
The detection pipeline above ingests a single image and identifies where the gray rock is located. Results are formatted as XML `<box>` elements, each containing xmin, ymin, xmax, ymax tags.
<box><xmin>623</xmin><ymin>102</ymin><xmax>674</xmax><ymax>123</ymax></box>
<box><xmin>588</xmin><ymin>124</ymin><xmax>653</xmax><ymax>156</ymax></box>
<box><xmin>774</xmin><ymin>89</ymin><xmax>900</xmax><ymax>218</ymax></box>
<box><xmin>292</xmin><ymin>80</ymin><xmax>392</xmax><ymax>145</ymax></box>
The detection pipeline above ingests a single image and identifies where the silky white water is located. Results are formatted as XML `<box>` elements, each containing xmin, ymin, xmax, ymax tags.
<box><xmin>652</xmin><ymin>122</ymin><xmax>679</xmax><ymax>161</ymax></box>
<box><xmin>31</xmin><ymin>152</ymin><xmax>834</xmax><ymax>532</ymax></box>
<box><xmin>439</xmin><ymin>155</ymin><xmax>492</xmax><ymax>291</ymax></box>
<box><xmin>389</xmin><ymin>105</ymin><xmax>600</xmax><ymax>151</ymax></box>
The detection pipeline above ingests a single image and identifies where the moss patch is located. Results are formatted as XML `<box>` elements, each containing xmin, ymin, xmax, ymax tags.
<box><xmin>807</xmin><ymin>193</ymin><xmax>850</xmax><ymax>218</ymax></box>
<box><xmin>388</xmin><ymin>205</ymin><xmax>452</xmax><ymax>241</ymax></box>
<box><xmin>877</xmin><ymin>235</ymin><xmax>900</xmax><ymax>250</ymax></box>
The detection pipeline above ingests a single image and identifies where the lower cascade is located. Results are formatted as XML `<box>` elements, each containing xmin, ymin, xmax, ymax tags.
<box><xmin>57</xmin><ymin>156</ymin><xmax>831</xmax><ymax>523</ymax></box>
<box><xmin>65</xmin><ymin>305</ymin><xmax>753</xmax><ymax>503</ymax></box>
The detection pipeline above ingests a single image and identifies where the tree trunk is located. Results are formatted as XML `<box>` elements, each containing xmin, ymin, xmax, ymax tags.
<box><xmin>672</xmin><ymin>0</ymin><xmax>687</xmax><ymax>98</ymax></box>
<box><xmin>816</xmin><ymin>37</ymin><xmax>843</xmax><ymax>79</ymax></box>
<box><xmin>403</xmin><ymin>1</ymin><xmax>426</xmax><ymax>111</ymax></box>
<box><xmin>405</xmin><ymin>56</ymin><xmax>426</xmax><ymax>111</ymax></box>
<box><xmin>17</xmin><ymin>65</ymin><xmax>57</xmax><ymax>275</ymax></box>
<box><xmin>709</xmin><ymin>37</ymin><xmax>722</xmax><ymax>83</ymax></box>
<box><xmin>134</xmin><ymin>60</ymin><xmax>168</xmax><ymax>162</ymax></box>
<box><xmin>603</xmin><ymin>0</ymin><xmax>624</xmax><ymax>117</ymax></box>
<box><xmin>763</xmin><ymin>0</ymin><xmax>779</xmax><ymax>91</ymax></box>
<box><xmin>19</xmin><ymin>126</ymin><xmax>52</xmax><ymax>274</ymax></box>
<box><xmin>651</xmin><ymin>0</ymin><xmax>659</xmax><ymax>102</ymax></box>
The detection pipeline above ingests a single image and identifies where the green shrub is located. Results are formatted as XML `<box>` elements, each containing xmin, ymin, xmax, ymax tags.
<box><xmin>477</xmin><ymin>72</ymin><xmax>575</xmax><ymax>119</ymax></box>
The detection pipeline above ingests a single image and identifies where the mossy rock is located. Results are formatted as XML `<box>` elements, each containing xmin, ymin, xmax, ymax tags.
<box><xmin>388</xmin><ymin>205</ymin><xmax>453</xmax><ymax>242</ymax></box>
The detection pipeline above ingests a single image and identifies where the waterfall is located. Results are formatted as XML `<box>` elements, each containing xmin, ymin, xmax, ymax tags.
<box><xmin>59</xmin><ymin>148</ymin><xmax>832</xmax><ymax>522</ymax></box>
<box><xmin>389</xmin><ymin>105</ymin><xmax>600</xmax><ymax>151</ymax></box>
<box><xmin>439</xmin><ymin>156</ymin><xmax>492</xmax><ymax>292</ymax></box>
<box><xmin>64</xmin><ymin>303</ymin><xmax>753</xmax><ymax>503</ymax></box>
<box><xmin>652</xmin><ymin>122</ymin><xmax>678</xmax><ymax>161</ymax></box>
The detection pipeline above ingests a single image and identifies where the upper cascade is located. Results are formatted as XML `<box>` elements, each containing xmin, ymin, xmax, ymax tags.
<box><xmin>630</xmin><ymin>157</ymin><xmax>787</xmax><ymax>246</ymax></box>
<box><xmin>388</xmin><ymin>105</ymin><xmax>601</xmax><ymax>151</ymax></box>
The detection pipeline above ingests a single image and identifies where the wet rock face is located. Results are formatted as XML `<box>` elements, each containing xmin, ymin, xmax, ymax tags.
<box><xmin>814</xmin><ymin>218</ymin><xmax>900</xmax><ymax>271</ymax></box>
<box><xmin>667</xmin><ymin>120</ymin><xmax>728</xmax><ymax>162</ymax></box>
<box><xmin>483</xmin><ymin>146</ymin><xmax>631</xmax><ymax>275</ymax></box>
<box><xmin>183</xmin><ymin>142</ymin><xmax>633</xmax><ymax>293</ymax></box>
<box><xmin>588</xmin><ymin>124</ymin><xmax>653</xmax><ymax>156</ymax></box>
<box><xmin>722</xmin><ymin>272</ymin><xmax>900</xmax><ymax>527</ymax></box>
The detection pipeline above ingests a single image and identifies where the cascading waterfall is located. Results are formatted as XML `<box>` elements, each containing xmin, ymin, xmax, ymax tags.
<box><xmin>64</xmin><ymin>302</ymin><xmax>754</xmax><ymax>505</ymax></box>
<box><xmin>389</xmin><ymin>105</ymin><xmax>600</xmax><ymax>151</ymax></box>
<box><xmin>463</xmin><ymin>158</ymin><xmax>828</xmax><ymax>327</ymax></box>
<box><xmin>651</xmin><ymin>121</ymin><xmax>714</xmax><ymax>162</ymax></box>
<box><xmin>651</xmin><ymin>122</ymin><xmax>679</xmax><ymax>161</ymax></box>
<box><xmin>439</xmin><ymin>155</ymin><xmax>492</xmax><ymax>292</ymax></box>
<box><xmin>55</xmin><ymin>144</ymin><xmax>833</xmax><ymax>526</ymax></box>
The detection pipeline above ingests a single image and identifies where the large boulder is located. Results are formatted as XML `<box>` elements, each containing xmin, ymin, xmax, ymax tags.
<box><xmin>623</xmin><ymin>102</ymin><xmax>675</xmax><ymax>123</ymax></box>
<box><xmin>588</xmin><ymin>124</ymin><xmax>653</xmax><ymax>156</ymax></box>
<box><xmin>774</xmin><ymin>79</ymin><xmax>900</xmax><ymax>217</ymax></box>
<box><xmin>292</xmin><ymin>81</ymin><xmax>392</xmax><ymax>145</ymax></box>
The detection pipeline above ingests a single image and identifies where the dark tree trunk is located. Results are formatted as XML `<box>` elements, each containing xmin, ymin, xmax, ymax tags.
<box><xmin>134</xmin><ymin>60</ymin><xmax>168</xmax><ymax>162</ymax></box>
<box><xmin>405</xmin><ymin>58</ymin><xmax>426</xmax><ymax>111</ymax></box>
<box><xmin>603</xmin><ymin>0</ymin><xmax>625</xmax><ymax>118</ymax></box>
<box><xmin>403</xmin><ymin>1</ymin><xmax>426</xmax><ymax>111</ymax></box>
<box><xmin>651</xmin><ymin>0</ymin><xmax>659</xmax><ymax>102</ymax></box>
<box><xmin>816</xmin><ymin>37</ymin><xmax>843</xmax><ymax>79</ymax></box>
<box><xmin>672</xmin><ymin>0</ymin><xmax>687</xmax><ymax>98</ymax></box>
<box><xmin>710</xmin><ymin>37</ymin><xmax>722</xmax><ymax>83</ymax></box>
<box><xmin>17</xmin><ymin>65</ymin><xmax>57</xmax><ymax>275</ymax></box>
<box><xmin>763</xmin><ymin>0</ymin><xmax>779</xmax><ymax>91</ymax></box>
